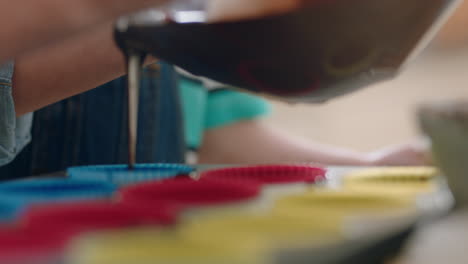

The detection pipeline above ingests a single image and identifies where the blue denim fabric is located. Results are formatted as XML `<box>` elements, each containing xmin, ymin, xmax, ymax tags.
<box><xmin>0</xmin><ymin>61</ymin><xmax>33</xmax><ymax>167</ymax></box>
<box><xmin>0</xmin><ymin>62</ymin><xmax>185</xmax><ymax>180</ymax></box>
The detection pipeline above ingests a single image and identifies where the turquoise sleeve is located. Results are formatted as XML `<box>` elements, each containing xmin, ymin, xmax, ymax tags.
<box><xmin>179</xmin><ymin>77</ymin><xmax>272</xmax><ymax>150</ymax></box>
<box><xmin>179</xmin><ymin>77</ymin><xmax>208</xmax><ymax>150</ymax></box>
<box><xmin>204</xmin><ymin>89</ymin><xmax>271</xmax><ymax>129</ymax></box>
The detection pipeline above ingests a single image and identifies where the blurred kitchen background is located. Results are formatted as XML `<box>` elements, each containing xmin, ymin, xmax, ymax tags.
<box><xmin>266</xmin><ymin>2</ymin><xmax>468</xmax><ymax>151</ymax></box>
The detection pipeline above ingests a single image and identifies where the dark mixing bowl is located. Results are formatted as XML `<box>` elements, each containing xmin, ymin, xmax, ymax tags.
<box><xmin>116</xmin><ymin>0</ymin><xmax>460</xmax><ymax>103</ymax></box>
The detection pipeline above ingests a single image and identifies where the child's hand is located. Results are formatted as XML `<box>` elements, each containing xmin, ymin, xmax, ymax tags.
<box><xmin>366</xmin><ymin>139</ymin><xmax>432</xmax><ymax>166</ymax></box>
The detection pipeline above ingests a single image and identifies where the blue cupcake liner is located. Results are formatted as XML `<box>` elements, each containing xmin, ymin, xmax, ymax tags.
<box><xmin>0</xmin><ymin>199</ymin><xmax>23</xmax><ymax>222</ymax></box>
<box><xmin>67</xmin><ymin>164</ymin><xmax>194</xmax><ymax>186</ymax></box>
<box><xmin>0</xmin><ymin>178</ymin><xmax>117</xmax><ymax>207</ymax></box>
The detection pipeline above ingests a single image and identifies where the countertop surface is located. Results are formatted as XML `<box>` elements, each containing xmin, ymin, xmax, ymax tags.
<box><xmin>392</xmin><ymin>209</ymin><xmax>468</xmax><ymax>264</ymax></box>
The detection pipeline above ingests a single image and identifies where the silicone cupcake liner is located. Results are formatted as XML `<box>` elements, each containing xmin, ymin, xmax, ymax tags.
<box><xmin>0</xmin><ymin>200</ymin><xmax>23</xmax><ymax>222</ymax></box>
<box><xmin>121</xmin><ymin>178</ymin><xmax>268</xmax><ymax>221</ymax></box>
<box><xmin>0</xmin><ymin>227</ymin><xmax>65</xmax><ymax>264</ymax></box>
<box><xmin>24</xmin><ymin>200</ymin><xmax>179</xmax><ymax>233</ymax></box>
<box><xmin>200</xmin><ymin>165</ymin><xmax>326</xmax><ymax>185</ymax></box>
<box><xmin>200</xmin><ymin>165</ymin><xmax>327</xmax><ymax>201</ymax></box>
<box><xmin>67</xmin><ymin>228</ymin><xmax>268</xmax><ymax>264</ymax></box>
<box><xmin>121</xmin><ymin>178</ymin><xmax>261</xmax><ymax>207</ymax></box>
<box><xmin>273</xmin><ymin>189</ymin><xmax>416</xmax><ymax>222</ymax></box>
<box><xmin>67</xmin><ymin>164</ymin><xmax>194</xmax><ymax>186</ymax></box>
<box><xmin>0</xmin><ymin>178</ymin><xmax>117</xmax><ymax>209</ymax></box>
<box><xmin>343</xmin><ymin>167</ymin><xmax>438</xmax><ymax>183</ymax></box>
<box><xmin>272</xmin><ymin>189</ymin><xmax>420</xmax><ymax>242</ymax></box>
<box><xmin>181</xmin><ymin>213</ymin><xmax>341</xmax><ymax>247</ymax></box>
<box><xmin>0</xmin><ymin>201</ymin><xmax>178</xmax><ymax>263</ymax></box>
<box><xmin>342</xmin><ymin>183</ymin><xmax>436</xmax><ymax>199</ymax></box>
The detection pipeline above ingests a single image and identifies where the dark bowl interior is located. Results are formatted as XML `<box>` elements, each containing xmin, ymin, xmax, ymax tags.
<box><xmin>116</xmin><ymin>0</ymin><xmax>456</xmax><ymax>102</ymax></box>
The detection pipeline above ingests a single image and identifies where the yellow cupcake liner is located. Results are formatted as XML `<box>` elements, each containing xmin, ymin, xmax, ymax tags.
<box><xmin>67</xmin><ymin>227</ymin><xmax>268</xmax><ymax>264</ymax></box>
<box><xmin>342</xmin><ymin>182</ymin><xmax>436</xmax><ymax>198</ymax></box>
<box><xmin>343</xmin><ymin>167</ymin><xmax>438</xmax><ymax>183</ymax></box>
<box><xmin>273</xmin><ymin>189</ymin><xmax>416</xmax><ymax>218</ymax></box>
<box><xmin>340</xmin><ymin>167</ymin><xmax>439</xmax><ymax>199</ymax></box>
<box><xmin>178</xmin><ymin>195</ymin><xmax>276</xmax><ymax>225</ymax></box>
<box><xmin>179</xmin><ymin>212</ymin><xmax>342</xmax><ymax>251</ymax></box>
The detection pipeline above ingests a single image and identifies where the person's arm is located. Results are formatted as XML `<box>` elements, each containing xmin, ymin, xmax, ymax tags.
<box><xmin>0</xmin><ymin>0</ymin><xmax>304</xmax><ymax>63</ymax></box>
<box><xmin>197</xmin><ymin>119</ymin><xmax>429</xmax><ymax>166</ymax></box>
<box><xmin>12</xmin><ymin>23</ymin><xmax>157</xmax><ymax>115</ymax></box>
<box><xmin>198</xmin><ymin>120</ymin><xmax>369</xmax><ymax>165</ymax></box>
<box><xmin>0</xmin><ymin>0</ymin><xmax>170</xmax><ymax>63</ymax></box>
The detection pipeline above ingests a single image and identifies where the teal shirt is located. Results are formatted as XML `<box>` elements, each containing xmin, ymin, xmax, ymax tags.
<box><xmin>179</xmin><ymin>76</ymin><xmax>272</xmax><ymax>150</ymax></box>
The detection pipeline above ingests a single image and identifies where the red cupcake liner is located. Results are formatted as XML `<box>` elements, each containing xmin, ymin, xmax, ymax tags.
<box><xmin>23</xmin><ymin>200</ymin><xmax>178</xmax><ymax>232</ymax></box>
<box><xmin>120</xmin><ymin>178</ymin><xmax>261</xmax><ymax>207</ymax></box>
<box><xmin>201</xmin><ymin>165</ymin><xmax>326</xmax><ymax>185</ymax></box>
<box><xmin>17</xmin><ymin>200</ymin><xmax>178</xmax><ymax>251</ymax></box>
<box><xmin>0</xmin><ymin>200</ymin><xmax>179</xmax><ymax>261</ymax></box>
<box><xmin>0</xmin><ymin>227</ymin><xmax>65</xmax><ymax>262</ymax></box>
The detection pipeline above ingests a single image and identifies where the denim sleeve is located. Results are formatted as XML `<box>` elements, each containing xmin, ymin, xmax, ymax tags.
<box><xmin>0</xmin><ymin>61</ymin><xmax>33</xmax><ymax>166</ymax></box>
